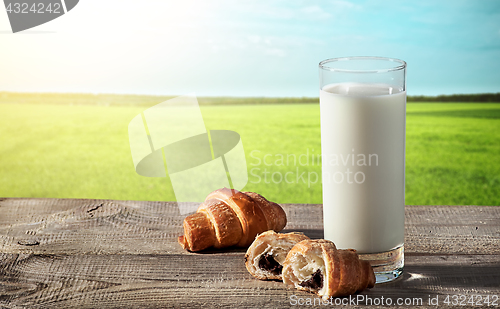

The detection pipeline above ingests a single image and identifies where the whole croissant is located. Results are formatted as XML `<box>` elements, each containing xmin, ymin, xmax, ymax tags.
<box><xmin>178</xmin><ymin>188</ymin><xmax>287</xmax><ymax>252</ymax></box>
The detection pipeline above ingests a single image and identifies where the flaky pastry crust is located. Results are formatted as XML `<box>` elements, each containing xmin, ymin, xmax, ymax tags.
<box><xmin>179</xmin><ymin>188</ymin><xmax>287</xmax><ymax>252</ymax></box>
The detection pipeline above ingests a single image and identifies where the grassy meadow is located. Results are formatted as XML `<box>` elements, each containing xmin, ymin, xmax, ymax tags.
<box><xmin>0</xmin><ymin>94</ymin><xmax>499</xmax><ymax>206</ymax></box>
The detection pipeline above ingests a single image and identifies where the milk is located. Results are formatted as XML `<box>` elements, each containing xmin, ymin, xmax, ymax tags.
<box><xmin>320</xmin><ymin>83</ymin><xmax>406</xmax><ymax>254</ymax></box>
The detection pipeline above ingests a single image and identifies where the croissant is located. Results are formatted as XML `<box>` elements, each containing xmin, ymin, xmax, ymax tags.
<box><xmin>282</xmin><ymin>239</ymin><xmax>375</xmax><ymax>299</ymax></box>
<box><xmin>178</xmin><ymin>188</ymin><xmax>287</xmax><ymax>252</ymax></box>
<box><xmin>245</xmin><ymin>230</ymin><xmax>310</xmax><ymax>280</ymax></box>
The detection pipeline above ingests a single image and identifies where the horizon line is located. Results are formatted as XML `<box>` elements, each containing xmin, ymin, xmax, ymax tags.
<box><xmin>1</xmin><ymin>90</ymin><xmax>499</xmax><ymax>99</ymax></box>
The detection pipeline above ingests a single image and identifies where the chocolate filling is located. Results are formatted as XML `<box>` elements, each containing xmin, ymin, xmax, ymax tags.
<box><xmin>258</xmin><ymin>253</ymin><xmax>283</xmax><ymax>275</ymax></box>
<box><xmin>299</xmin><ymin>269</ymin><xmax>323</xmax><ymax>290</ymax></box>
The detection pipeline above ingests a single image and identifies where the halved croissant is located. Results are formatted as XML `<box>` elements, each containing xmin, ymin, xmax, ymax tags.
<box><xmin>282</xmin><ymin>239</ymin><xmax>375</xmax><ymax>299</ymax></box>
<box><xmin>178</xmin><ymin>188</ymin><xmax>287</xmax><ymax>252</ymax></box>
<box><xmin>245</xmin><ymin>230</ymin><xmax>310</xmax><ymax>280</ymax></box>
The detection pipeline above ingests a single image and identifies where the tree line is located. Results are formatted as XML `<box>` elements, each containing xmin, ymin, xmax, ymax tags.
<box><xmin>1</xmin><ymin>92</ymin><xmax>499</xmax><ymax>105</ymax></box>
<box><xmin>408</xmin><ymin>93</ymin><xmax>500</xmax><ymax>102</ymax></box>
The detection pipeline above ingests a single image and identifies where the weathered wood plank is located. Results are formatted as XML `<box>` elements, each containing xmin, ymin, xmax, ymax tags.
<box><xmin>0</xmin><ymin>253</ymin><xmax>499</xmax><ymax>308</ymax></box>
<box><xmin>1</xmin><ymin>198</ymin><xmax>499</xmax><ymax>255</ymax></box>
<box><xmin>1</xmin><ymin>198</ymin><xmax>499</xmax><ymax>308</ymax></box>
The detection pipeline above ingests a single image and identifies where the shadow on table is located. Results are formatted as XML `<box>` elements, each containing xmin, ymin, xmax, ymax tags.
<box><xmin>370</xmin><ymin>263</ymin><xmax>500</xmax><ymax>296</ymax></box>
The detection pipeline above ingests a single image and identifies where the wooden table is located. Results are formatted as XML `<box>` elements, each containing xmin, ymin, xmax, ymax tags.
<box><xmin>0</xmin><ymin>198</ymin><xmax>499</xmax><ymax>308</ymax></box>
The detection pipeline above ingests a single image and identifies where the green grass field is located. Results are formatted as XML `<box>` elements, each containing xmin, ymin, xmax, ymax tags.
<box><xmin>1</xmin><ymin>98</ymin><xmax>499</xmax><ymax>206</ymax></box>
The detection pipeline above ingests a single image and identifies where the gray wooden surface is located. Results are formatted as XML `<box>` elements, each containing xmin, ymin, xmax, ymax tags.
<box><xmin>0</xmin><ymin>198</ymin><xmax>499</xmax><ymax>308</ymax></box>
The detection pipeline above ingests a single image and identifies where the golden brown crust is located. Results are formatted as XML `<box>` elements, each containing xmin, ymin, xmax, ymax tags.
<box><xmin>334</xmin><ymin>249</ymin><xmax>361</xmax><ymax>296</ymax></box>
<box><xmin>244</xmin><ymin>192</ymin><xmax>287</xmax><ymax>232</ymax></box>
<box><xmin>282</xmin><ymin>239</ymin><xmax>375</xmax><ymax>299</ymax></box>
<box><xmin>360</xmin><ymin>259</ymin><xmax>376</xmax><ymax>291</ymax></box>
<box><xmin>180</xmin><ymin>212</ymin><xmax>215</xmax><ymax>252</ymax></box>
<box><xmin>198</xmin><ymin>199</ymin><xmax>242</xmax><ymax>248</ymax></box>
<box><xmin>179</xmin><ymin>188</ymin><xmax>287</xmax><ymax>251</ymax></box>
<box><xmin>245</xmin><ymin>230</ymin><xmax>309</xmax><ymax>280</ymax></box>
<box><xmin>206</xmin><ymin>188</ymin><xmax>268</xmax><ymax>247</ymax></box>
<box><xmin>272</xmin><ymin>231</ymin><xmax>309</xmax><ymax>244</ymax></box>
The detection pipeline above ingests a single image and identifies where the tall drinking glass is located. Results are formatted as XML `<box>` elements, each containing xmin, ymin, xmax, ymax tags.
<box><xmin>319</xmin><ymin>57</ymin><xmax>406</xmax><ymax>283</ymax></box>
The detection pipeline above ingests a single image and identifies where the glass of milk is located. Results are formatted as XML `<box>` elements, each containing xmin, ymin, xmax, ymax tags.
<box><xmin>319</xmin><ymin>57</ymin><xmax>406</xmax><ymax>283</ymax></box>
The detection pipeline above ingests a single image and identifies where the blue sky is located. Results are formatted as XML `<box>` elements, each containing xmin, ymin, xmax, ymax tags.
<box><xmin>0</xmin><ymin>0</ymin><xmax>499</xmax><ymax>96</ymax></box>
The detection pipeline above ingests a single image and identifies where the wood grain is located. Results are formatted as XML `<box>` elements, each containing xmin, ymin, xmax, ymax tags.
<box><xmin>0</xmin><ymin>198</ymin><xmax>499</xmax><ymax>308</ymax></box>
